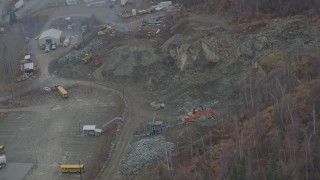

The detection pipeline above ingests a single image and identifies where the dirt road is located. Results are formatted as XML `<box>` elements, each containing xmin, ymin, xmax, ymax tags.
<box><xmin>96</xmin><ymin>82</ymin><xmax>154</xmax><ymax>179</ymax></box>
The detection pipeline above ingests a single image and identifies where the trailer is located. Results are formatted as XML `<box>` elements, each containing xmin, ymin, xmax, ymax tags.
<box><xmin>121</xmin><ymin>0</ymin><xmax>127</xmax><ymax>6</ymax></box>
<box><xmin>14</xmin><ymin>0</ymin><xmax>24</xmax><ymax>11</ymax></box>
<box><xmin>87</xmin><ymin>1</ymin><xmax>107</xmax><ymax>8</ymax></box>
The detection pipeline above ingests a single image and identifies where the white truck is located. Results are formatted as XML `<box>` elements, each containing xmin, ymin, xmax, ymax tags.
<box><xmin>0</xmin><ymin>155</ymin><xmax>6</xmax><ymax>169</ymax></box>
<box><xmin>14</xmin><ymin>0</ymin><xmax>24</xmax><ymax>11</ymax></box>
<box><xmin>63</xmin><ymin>37</ymin><xmax>70</xmax><ymax>47</ymax></box>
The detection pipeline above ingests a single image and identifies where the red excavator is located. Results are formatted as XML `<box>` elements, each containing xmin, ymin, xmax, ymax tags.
<box><xmin>182</xmin><ymin>106</ymin><xmax>217</xmax><ymax>123</ymax></box>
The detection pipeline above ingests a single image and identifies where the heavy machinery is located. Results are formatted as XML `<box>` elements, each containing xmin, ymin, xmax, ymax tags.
<box><xmin>82</xmin><ymin>53</ymin><xmax>93</xmax><ymax>64</ymax></box>
<box><xmin>97</xmin><ymin>25</ymin><xmax>116</xmax><ymax>37</ymax></box>
<box><xmin>0</xmin><ymin>145</ymin><xmax>4</xmax><ymax>154</ymax></box>
<box><xmin>182</xmin><ymin>106</ymin><xmax>217</xmax><ymax>123</ymax></box>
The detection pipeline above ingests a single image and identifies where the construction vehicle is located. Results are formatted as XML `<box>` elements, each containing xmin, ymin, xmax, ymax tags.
<box><xmin>182</xmin><ymin>106</ymin><xmax>217</xmax><ymax>123</ymax></box>
<box><xmin>0</xmin><ymin>155</ymin><xmax>6</xmax><ymax>169</ymax></box>
<box><xmin>0</xmin><ymin>145</ymin><xmax>4</xmax><ymax>154</ymax></box>
<box><xmin>97</xmin><ymin>25</ymin><xmax>116</xmax><ymax>37</ymax></box>
<box><xmin>82</xmin><ymin>53</ymin><xmax>93</xmax><ymax>64</ymax></box>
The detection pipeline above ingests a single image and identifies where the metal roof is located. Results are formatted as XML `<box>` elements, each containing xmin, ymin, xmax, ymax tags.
<box><xmin>83</xmin><ymin>125</ymin><xmax>96</xmax><ymax>131</ymax></box>
<box><xmin>24</xmin><ymin>55</ymin><xmax>31</xmax><ymax>60</ymax></box>
<box><xmin>23</xmin><ymin>62</ymin><xmax>34</xmax><ymax>70</ymax></box>
<box><xmin>39</xmin><ymin>28</ymin><xmax>62</xmax><ymax>40</ymax></box>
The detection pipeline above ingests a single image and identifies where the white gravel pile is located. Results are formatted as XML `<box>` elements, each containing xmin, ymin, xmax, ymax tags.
<box><xmin>121</xmin><ymin>136</ymin><xmax>174</xmax><ymax>176</ymax></box>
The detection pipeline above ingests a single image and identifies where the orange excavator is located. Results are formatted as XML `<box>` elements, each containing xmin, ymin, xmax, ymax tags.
<box><xmin>182</xmin><ymin>106</ymin><xmax>217</xmax><ymax>123</ymax></box>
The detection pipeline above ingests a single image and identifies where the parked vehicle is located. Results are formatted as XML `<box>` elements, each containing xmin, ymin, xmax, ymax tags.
<box><xmin>0</xmin><ymin>155</ymin><xmax>6</xmax><ymax>169</ymax></box>
<box><xmin>63</xmin><ymin>37</ymin><xmax>70</xmax><ymax>47</ymax></box>
<box><xmin>57</xmin><ymin>86</ymin><xmax>68</xmax><ymax>98</ymax></box>
<box><xmin>45</xmin><ymin>44</ymin><xmax>50</xmax><ymax>53</ymax></box>
<box><xmin>51</xmin><ymin>44</ymin><xmax>56</xmax><ymax>50</ymax></box>
<box><xmin>14</xmin><ymin>0</ymin><xmax>24</xmax><ymax>11</ymax></box>
<box><xmin>60</xmin><ymin>164</ymin><xmax>84</xmax><ymax>173</ymax></box>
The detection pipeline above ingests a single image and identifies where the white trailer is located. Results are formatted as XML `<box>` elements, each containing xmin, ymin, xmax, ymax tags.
<box><xmin>87</xmin><ymin>1</ymin><xmax>107</xmax><ymax>8</ymax></box>
<box><xmin>121</xmin><ymin>0</ymin><xmax>127</xmax><ymax>6</ymax></box>
<box><xmin>66</xmin><ymin>0</ymin><xmax>79</xmax><ymax>5</ymax></box>
<box><xmin>14</xmin><ymin>0</ymin><xmax>24</xmax><ymax>11</ymax></box>
<box><xmin>158</xmin><ymin>1</ymin><xmax>172</xmax><ymax>7</ymax></box>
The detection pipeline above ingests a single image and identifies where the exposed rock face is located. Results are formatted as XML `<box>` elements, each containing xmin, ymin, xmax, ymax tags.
<box><xmin>161</xmin><ymin>33</ymin><xmax>221</xmax><ymax>71</ymax></box>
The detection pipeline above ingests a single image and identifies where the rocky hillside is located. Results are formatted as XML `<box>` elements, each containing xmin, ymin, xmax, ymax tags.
<box><xmin>149</xmin><ymin>12</ymin><xmax>320</xmax><ymax>180</ymax></box>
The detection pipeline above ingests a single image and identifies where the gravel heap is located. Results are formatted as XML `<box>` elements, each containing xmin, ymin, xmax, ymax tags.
<box><xmin>58</xmin><ymin>39</ymin><xmax>103</xmax><ymax>65</ymax></box>
<box><xmin>121</xmin><ymin>136</ymin><xmax>174</xmax><ymax>176</ymax></box>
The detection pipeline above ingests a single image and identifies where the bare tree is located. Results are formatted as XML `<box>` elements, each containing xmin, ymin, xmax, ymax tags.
<box><xmin>312</xmin><ymin>103</ymin><xmax>316</xmax><ymax>139</ymax></box>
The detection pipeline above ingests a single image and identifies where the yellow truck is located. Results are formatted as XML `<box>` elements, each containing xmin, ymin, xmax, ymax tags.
<box><xmin>60</xmin><ymin>164</ymin><xmax>84</xmax><ymax>173</ymax></box>
<box><xmin>57</xmin><ymin>86</ymin><xmax>68</xmax><ymax>98</ymax></box>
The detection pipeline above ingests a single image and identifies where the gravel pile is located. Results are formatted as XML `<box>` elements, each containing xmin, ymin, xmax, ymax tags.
<box><xmin>121</xmin><ymin>136</ymin><xmax>174</xmax><ymax>176</ymax></box>
<box><xmin>58</xmin><ymin>40</ymin><xmax>103</xmax><ymax>65</ymax></box>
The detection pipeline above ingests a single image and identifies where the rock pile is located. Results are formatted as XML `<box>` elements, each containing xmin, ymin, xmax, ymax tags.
<box><xmin>121</xmin><ymin>136</ymin><xmax>174</xmax><ymax>176</ymax></box>
<box><xmin>58</xmin><ymin>40</ymin><xmax>103</xmax><ymax>65</ymax></box>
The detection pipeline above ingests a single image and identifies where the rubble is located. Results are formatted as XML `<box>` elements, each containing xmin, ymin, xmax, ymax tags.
<box><xmin>150</xmin><ymin>101</ymin><xmax>165</xmax><ymax>109</ymax></box>
<box><xmin>121</xmin><ymin>136</ymin><xmax>174</xmax><ymax>176</ymax></box>
<box><xmin>58</xmin><ymin>39</ymin><xmax>103</xmax><ymax>65</ymax></box>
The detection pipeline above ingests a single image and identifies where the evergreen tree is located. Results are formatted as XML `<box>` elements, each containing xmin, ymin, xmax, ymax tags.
<box><xmin>9</xmin><ymin>10</ymin><xmax>17</xmax><ymax>25</ymax></box>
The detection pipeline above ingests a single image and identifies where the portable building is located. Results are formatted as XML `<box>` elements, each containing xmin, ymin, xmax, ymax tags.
<box><xmin>39</xmin><ymin>28</ymin><xmax>62</xmax><ymax>47</ymax></box>
<box><xmin>83</xmin><ymin>125</ymin><xmax>97</xmax><ymax>135</ymax></box>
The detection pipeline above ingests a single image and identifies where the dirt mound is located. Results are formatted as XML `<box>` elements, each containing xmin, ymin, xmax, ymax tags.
<box><xmin>94</xmin><ymin>40</ymin><xmax>160</xmax><ymax>80</ymax></box>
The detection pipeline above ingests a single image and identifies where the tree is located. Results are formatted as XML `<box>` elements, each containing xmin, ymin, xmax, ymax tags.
<box><xmin>9</xmin><ymin>10</ymin><xmax>17</xmax><ymax>25</ymax></box>
<box><xmin>266</xmin><ymin>152</ymin><xmax>279</xmax><ymax>180</ymax></box>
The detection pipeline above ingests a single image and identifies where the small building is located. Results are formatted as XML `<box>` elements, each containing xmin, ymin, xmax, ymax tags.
<box><xmin>21</xmin><ymin>62</ymin><xmax>34</xmax><ymax>73</ymax></box>
<box><xmin>83</xmin><ymin>125</ymin><xmax>96</xmax><ymax>135</ymax></box>
<box><xmin>83</xmin><ymin>125</ymin><xmax>101</xmax><ymax>136</ymax></box>
<box><xmin>146</xmin><ymin>121</ymin><xmax>164</xmax><ymax>135</ymax></box>
<box><xmin>66</xmin><ymin>0</ymin><xmax>79</xmax><ymax>5</ymax></box>
<box><xmin>39</xmin><ymin>28</ymin><xmax>62</xmax><ymax>47</ymax></box>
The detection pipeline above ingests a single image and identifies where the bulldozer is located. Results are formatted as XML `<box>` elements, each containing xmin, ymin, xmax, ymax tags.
<box><xmin>82</xmin><ymin>53</ymin><xmax>93</xmax><ymax>64</ymax></box>
<box><xmin>182</xmin><ymin>106</ymin><xmax>217</xmax><ymax>123</ymax></box>
<box><xmin>97</xmin><ymin>25</ymin><xmax>116</xmax><ymax>37</ymax></box>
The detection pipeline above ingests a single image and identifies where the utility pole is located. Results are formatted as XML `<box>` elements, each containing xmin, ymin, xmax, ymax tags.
<box><xmin>89</xmin><ymin>73</ymin><xmax>92</xmax><ymax>93</ymax></box>
<box><xmin>79</xmin><ymin>160</ymin><xmax>82</xmax><ymax>180</ymax></box>
<box><xmin>82</xmin><ymin>31</ymin><xmax>85</xmax><ymax>47</ymax></box>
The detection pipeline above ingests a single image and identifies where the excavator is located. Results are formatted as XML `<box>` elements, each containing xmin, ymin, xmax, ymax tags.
<box><xmin>182</xmin><ymin>106</ymin><xmax>217</xmax><ymax>123</ymax></box>
<box><xmin>82</xmin><ymin>53</ymin><xmax>93</xmax><ymax>64</ymax></box>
